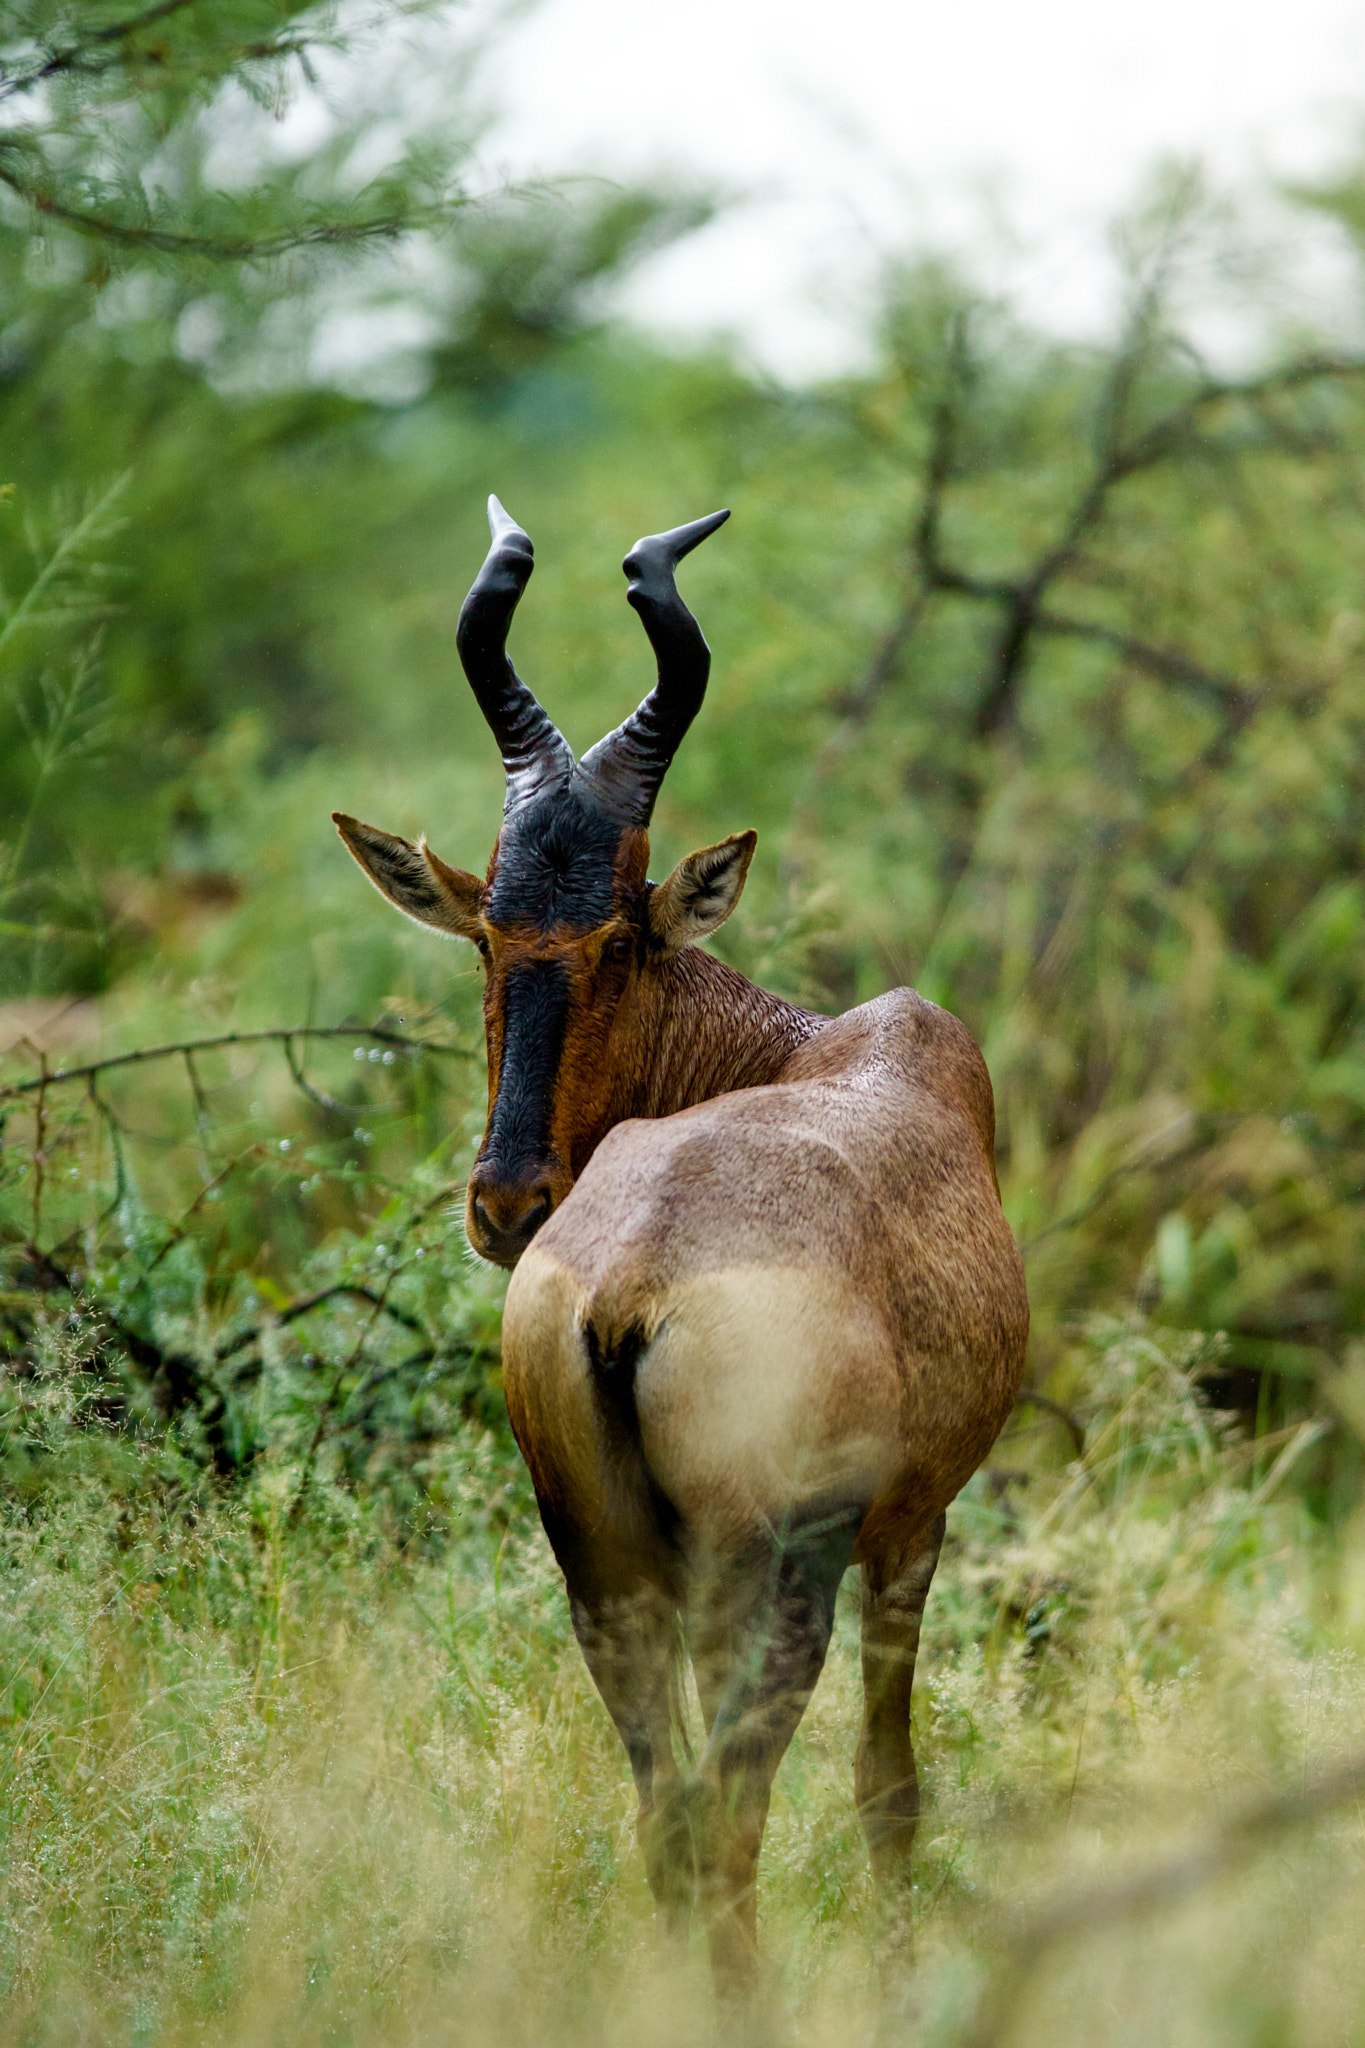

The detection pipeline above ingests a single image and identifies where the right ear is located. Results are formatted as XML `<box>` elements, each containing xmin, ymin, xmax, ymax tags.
<box><xmin>332</xmin><ymin>813</ymin><xmax>483</xmax><ymax>941</ymax></box>
<box><xmin>648</xmin><ymin>831</ymin><xmax>757</xmax><ymax>954</ymax></box>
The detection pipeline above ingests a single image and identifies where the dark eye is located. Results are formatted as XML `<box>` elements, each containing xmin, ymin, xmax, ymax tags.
<box><xmin>606</xmin><ymin>935</ymin><xmax>633</xmax><ymax>964</ymax></box>
<box><xmin>473</xmin><ymin>934</ymin><xmax>491</xmax><ymax>961</ymax></box>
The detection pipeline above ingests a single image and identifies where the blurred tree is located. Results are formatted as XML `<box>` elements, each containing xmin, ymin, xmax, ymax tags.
<box><xmin>0</xmin><ymin>0</ymin><xmax>466</xmax><ymax>262</ymax></box>
<box><xmin>0</xmin><ymin>0</ymin><xmax>487</xmax><ymax>988</ymax></box>
<box><xmin>427</xmin><ymin>184</ymin><xmax>717</xmax><ymax>403</ymax></box>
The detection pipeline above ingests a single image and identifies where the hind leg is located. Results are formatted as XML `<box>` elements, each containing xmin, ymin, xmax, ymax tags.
<box><xmin>684</xmin><ymin>1581</ymin><xmax>737</xmax><ymax>1738</ymax></box>
<box><xmin>855</xmin><ymin>1514</ymin><xmax>945</xmax><ymax>1948</ymax></box>
<box><xmin>694</xmin><ymin>1506</ymin><xmax>862</xmax><ymax>1996</ymax></box>
<box><xmin>561</xmin><ymin>1568</ymin><xmax>695</xmax><ymax>1941</ymax></box>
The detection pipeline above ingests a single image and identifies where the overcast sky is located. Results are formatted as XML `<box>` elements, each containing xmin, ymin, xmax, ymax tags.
<box><xmin>474</xmin><ymin>0</ymin><xmax>1365</xmax><ymax>375</ymax></box>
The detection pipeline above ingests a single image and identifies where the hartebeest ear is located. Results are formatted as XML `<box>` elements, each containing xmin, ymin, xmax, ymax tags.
<box><xmin>648</xmin><ymin>831</ymin><xmax>757</xmax><ymax>955</ymax></box>
<box><xmin>332</xmin><ymin>813</ymin><xmax>483</xmax><ymax>940</ymax></box>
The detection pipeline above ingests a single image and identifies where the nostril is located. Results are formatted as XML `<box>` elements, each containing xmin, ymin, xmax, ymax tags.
<box><xmin>470</xmin><ymin>1185</ymin><xmax>552</xmax><ymax>1244</ymax></box>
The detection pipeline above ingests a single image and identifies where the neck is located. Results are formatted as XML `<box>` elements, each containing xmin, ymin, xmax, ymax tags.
<box><xmin>610</xmin><ymin>947</ymin><xmax>825</xmax><ymax>1126</ymax></box>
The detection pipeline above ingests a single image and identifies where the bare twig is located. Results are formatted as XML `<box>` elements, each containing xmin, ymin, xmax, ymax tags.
<box><xmin>30</xmin><ymin>1049</ymin><xmax>48</xmax><ymax>1243</ymax></box>
<box><xmin>282</xmin><ymin>1032</ymin><xmax>347</xmax><ymax>1118</ymax></box>
<box><xmin>0</xmin><ymin>1023</ymin><xmax>470</xmax><ymax>1104</ymax></box>
<box><xmin>284</xmin><ymin>1193</ymin><xmax>463</xmax><ymax>1519</ymax></box>
<box><xmin>142</xmin><ymin>1143</ymin><xmax>266</xmax><ymax>1272</ymax></box>
<box><xmin>181</xmin><ymin>1045</ymin><xmax>212</xmax><ymax>1175</ymax></box>
<box><xmin>288</xmin><ymin>1298</ymin><xmax>388</xmax><ymax>1524</ymax></box>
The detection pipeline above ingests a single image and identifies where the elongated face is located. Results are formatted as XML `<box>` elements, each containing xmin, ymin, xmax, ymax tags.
<box><xmin>333</xmin><ymin>799</ymin><xmax>755</xmax><ymax>1266</ymax></box>
<box><xmin>465</xmin><ymin>796</ymin><xmax>650</xmax><ymax>1263</ymax></box>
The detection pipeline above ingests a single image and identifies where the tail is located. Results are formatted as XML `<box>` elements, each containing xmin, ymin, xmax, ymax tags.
<box><xmin>583</xmin><ymin>1316</ymin><xmax>692</xmax><ymax>1770</ymax></box>
<box><xmin>583</xmin><ymin>1318</ymin><xmax>648</xmax><ymax>1450</ymax></box>
<box><xmin>583</xmin><ymin>1316</ymin><xmax>681</xmax><ymax>1540</ymax></box>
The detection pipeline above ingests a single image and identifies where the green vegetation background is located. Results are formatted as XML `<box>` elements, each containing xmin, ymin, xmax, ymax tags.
<box><xmin>4</xmin><ymin>5</ymin><xmax>1365</xmax><ymax>2041</ymax></box>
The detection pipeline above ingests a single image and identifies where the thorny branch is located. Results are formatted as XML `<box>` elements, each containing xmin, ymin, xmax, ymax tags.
<box><xmin>2</xmin><ymin>1243</ymin><xmax>447</xmax><ymax>1480</ymax></box>
<box><xmin>0</xmin><ymin>1015</ymin><xmax>477</xmax><ymax>1475</ymax></box>
<box><xmin>0</xmin><ymin>1022</ymin><xmax>471</xmax><ymax>1104</ymax></box>
<box><xmin>288</xmin><ymin>1283</ymin><xmax>395</xmax><ymax>1522</ymax></box>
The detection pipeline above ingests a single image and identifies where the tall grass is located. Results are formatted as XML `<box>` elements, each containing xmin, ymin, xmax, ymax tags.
<box><xmin>2</xmin><ymin>1307</ymin><xmax>1362</xmax><ymax>2046</ymax></box>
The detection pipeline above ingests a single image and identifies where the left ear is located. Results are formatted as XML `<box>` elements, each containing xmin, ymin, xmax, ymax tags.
<box><xmin>332</xmin><ymin>812</ymin><xmax>483</xmax><ymax>940</ymax></box>
<box><xmin>648</xmin><ymin>831</ymin><xmax>757</xmax><ymax>955</ymax></box>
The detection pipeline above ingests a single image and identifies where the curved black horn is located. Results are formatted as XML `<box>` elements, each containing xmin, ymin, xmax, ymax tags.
<box><xmin>577</xmin><ymin>508</ymin><xmax>730</xmax><ymax>826</ymax></box>
<box><xmin>457</xmin><ymin>495</ymin><xmax>573</xmax><ymax>814</ymax></box>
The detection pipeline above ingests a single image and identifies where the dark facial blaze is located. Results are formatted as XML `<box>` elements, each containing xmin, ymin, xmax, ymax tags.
<box><xmin>465</xmin><ymin>792</ymin><xmax>649</xmax><ymax>1268</ymax></box>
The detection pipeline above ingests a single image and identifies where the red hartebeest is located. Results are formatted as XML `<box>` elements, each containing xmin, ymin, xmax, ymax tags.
<box><xmin>333</xmin><ymin>499</ymin><xmax>1028</xmax><ymax>1992</ymax></box>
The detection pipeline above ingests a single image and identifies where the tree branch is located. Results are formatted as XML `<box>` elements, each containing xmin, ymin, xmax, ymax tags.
<box><xmin>819</xmin><ymin>308</ymin><xmax>972</xmax><ymax>738</ymax></box>
<box><xmin>919</xmin><ymin>341</ymin><xmax>1365</xmax><ymax>742</ymax></box>
<box><xmin>1110</xmin><ymin>353</ymin><xmax>1365</xmax><ymax>485</ymax></box>
<box><xmin>0</xmin><ymin>166</ymin><xmax>425</xmax><ymax>260</ymax></box>
<box><xmin>1035</xmin><ymin>608</ymin><xmax>1246</xmax><ymax>704</ymax></box>
<box><xmin>215</xmin><ymin>1283</ymin><xmax>427</xmax><ymax>1363</ymax></box>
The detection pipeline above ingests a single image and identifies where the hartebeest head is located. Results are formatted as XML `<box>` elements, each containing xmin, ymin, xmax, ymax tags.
<box><xmin>334</xmin><ymin>498</ymin><xmax>755</xmax><ymax>1267</ymax></box>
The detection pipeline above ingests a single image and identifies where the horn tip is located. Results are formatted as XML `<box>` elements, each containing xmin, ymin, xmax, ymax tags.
<box><xmin>485</xmin><ymin>493</ymin><xmax>533</xmax><ymax>562</ymax></box>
